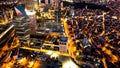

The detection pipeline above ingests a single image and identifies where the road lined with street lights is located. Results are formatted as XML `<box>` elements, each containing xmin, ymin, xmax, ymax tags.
<box><xmin>20</xmin><ymin>46</ymin><xmax>70</xmax><ymax>57</ymax></box>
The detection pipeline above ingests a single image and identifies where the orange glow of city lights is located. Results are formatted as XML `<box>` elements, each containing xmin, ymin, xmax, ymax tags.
<box><xmin>18</xmin><ymin>57</ymin><xmax>28</xmax><ymax>66</ymax></box>
<box><xmin>102</xmin><ymin>58</ymin><xmax>107</xmax><ymax>68</ymax></box>
<box><xmin>32</xmin><ymin>61</ymin><xmax>40</xmax><ymax>68</ymax></box>
<box><xmin>102</xmin><ymin>44</ymin><xmax>119</xmax><ymax>63</ymax></box>
<box><xmin>2</xmin><ymin>45</ymin><xmax>9</xmax><ymax>51</ymax></box>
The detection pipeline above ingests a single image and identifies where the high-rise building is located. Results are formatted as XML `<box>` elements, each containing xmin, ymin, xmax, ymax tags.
<box><xmin>0</xmin><ymin>6</ymin><xmax>15</xmax><ymax>47</ymax></box>
<box><xmin>13</xmin><ymin>16</ymin><xmax>30</xmax><ymax>46</ymax></box>
<box><xmin>0</xmin><ymin>2</ymin><xmax>18</xmax><ymax>62</ymax></box>
<box><xmin>20</xmin><ymin>0</ymin><xmax>35</xmax><ymax>11</ymax></box>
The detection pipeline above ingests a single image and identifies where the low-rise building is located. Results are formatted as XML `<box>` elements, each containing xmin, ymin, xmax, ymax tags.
<box><xmin>42</xmin><ymin>36</ymin><xmax>68</xmax><ymax>53</ymax></box>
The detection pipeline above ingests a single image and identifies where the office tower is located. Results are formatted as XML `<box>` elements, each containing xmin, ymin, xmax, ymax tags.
<box><xmin>13</xmin><ymin>16</ymin><xmax>30</xmax><ymax>46</ymax></box>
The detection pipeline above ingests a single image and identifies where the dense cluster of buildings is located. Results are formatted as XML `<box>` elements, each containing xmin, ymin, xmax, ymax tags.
<box><xmin>63</xmin><ymin>0</ymin><xmax>120</xmax><ymax>67</ymax></box>
<box><xmin>0</xmin><ymin>2</ymin><xmax>18</xmax><ymax>63</ymax></box>
<box><xmin>0</xmin><ymin>0</ymin><xmax>119</xmax><ymax>68</ymax></box>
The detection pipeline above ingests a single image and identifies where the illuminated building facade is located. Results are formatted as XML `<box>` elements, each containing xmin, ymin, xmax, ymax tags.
<box><xmin>13</xmin><ymin>16</ymin><xmax>30</xmax><ymax>46</ymax></box>
<box><xmin>0</xmin><ymin>2</ymin><xmax>18</xmax><ymax>62</ymax></box>
<box><xmin>0</xmin><ymin>5</ymin><xmax>15</xmax><ymax>47</ymax></box>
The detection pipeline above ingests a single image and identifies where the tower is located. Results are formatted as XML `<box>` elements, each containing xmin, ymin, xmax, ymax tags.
<box><xmin>14</xmin><ymin>16</ymin><xmax>30</xmax><ymax>46</ymax></box>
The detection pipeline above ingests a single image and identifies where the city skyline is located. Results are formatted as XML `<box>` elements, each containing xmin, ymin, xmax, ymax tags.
<box><xmin>0</xmin><ymin>0</ymin><xmax>120</xmax><ymax>68</ymax></box>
